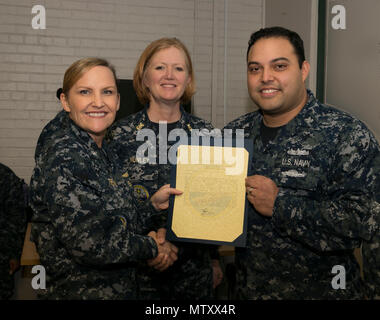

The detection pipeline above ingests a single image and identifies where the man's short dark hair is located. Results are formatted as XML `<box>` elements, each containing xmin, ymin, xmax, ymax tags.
<box><xmin>247</xmin><ymin>26</ymin><xmax>306</xmax><ymax>68</ymax></box>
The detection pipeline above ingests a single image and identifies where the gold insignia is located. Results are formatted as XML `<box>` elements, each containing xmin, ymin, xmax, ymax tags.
<box><xmin>119</xmin><ymin>216</ymin><xmax>127</xmax><ymax>228</ymax></box>
<box><xmin>121</xmin><ymin>172</ymin><xmax>132</xmax><ymax>187</ymax></box>
<box><xmin>136</xmin><ymin>122</ymin><xmax>145</xmax><ymax>130</ymax></box>
<box><xmin>108</xmin><ymin>178</ymin><xmax>117</xmax><ymax>187</ymax></box>
<box><xmin>187</xmin><ymin>124</ymin><xmax>192</xmax><ymax>131</ymax></box>
<box><xmin>133</xmin><ymin>185</ymin><xmax>150</xmax><ymax>202</ymax></box>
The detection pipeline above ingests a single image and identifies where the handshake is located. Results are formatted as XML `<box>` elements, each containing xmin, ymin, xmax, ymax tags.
<box><xmin>147</xmin><ymin>228</ymin><xmax>178</xmax><ymax>272</ymax></box>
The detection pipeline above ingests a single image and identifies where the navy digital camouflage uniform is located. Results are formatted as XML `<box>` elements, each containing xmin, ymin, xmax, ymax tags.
<box><xmin>224</xmin><ymin>90</ymin><xmax>380</xmax><ymax>299</ymax></box>
<box><xmin>362</xmin><ymin>155</ymin><xmax>380</xmax><ymax>299</ymax></box>
<box><xmin>30</xmin><ymin>110</ymin><xmax>161</xmax><ymax>300</ymax></box>
<box><xmin>0</xmin><ymin>163</ymin><xmax>26</xmax><ymax>299</ymax></box>
<box><xmin>109</xmin><ymin>106</ymin><xmax>218</xmax><ymax>300</ymax></box>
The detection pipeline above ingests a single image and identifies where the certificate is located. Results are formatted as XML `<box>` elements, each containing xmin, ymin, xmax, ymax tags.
<box><xmin>167</xmin><ymin>138</ymin><xmax>252</xmax><ymax>247</ymax></box>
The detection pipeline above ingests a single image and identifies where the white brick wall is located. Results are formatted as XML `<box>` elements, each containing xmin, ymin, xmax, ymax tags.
<box><xmin>0</xmin><ymin>0</ymin><xmax>263</xmax><ymax>182</ymax></box>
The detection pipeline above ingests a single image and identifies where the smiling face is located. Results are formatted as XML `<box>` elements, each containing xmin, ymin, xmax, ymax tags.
<box><xmin>143</xmin><ymin>46</ymin><xmax>191</xmax><ymax>107</ymax></box>
<box><xmin>61</xmin><ymin>66</ymin><xmax>120</xmax><ymax>146</ymax></box>
<box><xmin>247</xmin><ymin>37</ymin><xmax>310</xmax><ymax>123</ymax></box>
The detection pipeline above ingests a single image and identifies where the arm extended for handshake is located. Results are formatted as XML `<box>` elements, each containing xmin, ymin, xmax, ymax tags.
<box><xmin>146</xmin><ymin>184</ymin><xmax>181</xmax><ymax>272</ymax></box>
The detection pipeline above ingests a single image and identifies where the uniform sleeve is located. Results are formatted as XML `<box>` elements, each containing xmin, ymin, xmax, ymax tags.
<box><xmin>362</xmin><ymin>155</ymin><xmax>380</xmax><ymax>299</ymax></box>
<box><xmin>108</xmin><ymin>121</ymin><xmax>134</xmax><ymax>161</ymax></box>
<box><xmin>39</xmin><ymin>164</ymin><xmax>158</xmax><ymax>266</ymax></box>
<box><xmin>271</xmin><ymin>126</ymin><xmax>380</xmax><ymax>252</ymax></box>
<box><xmin>138</xmin><ymin>199</ymin><xmax>166</xmax><ymax>232</ymax></box>
<box><xmin>2</xmin><ymin>169</ymin><xmax>27</xmax><ymax>261</ymax></box>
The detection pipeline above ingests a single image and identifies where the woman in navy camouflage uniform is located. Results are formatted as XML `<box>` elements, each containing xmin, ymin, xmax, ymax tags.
<box><xmin>109</xmin><ymin>38</ymin><xmax>223</xmax><ymax>299</ymax></box>
<box><xmin>30</xmin><ymin>58</ymin><xmax>181</xmax><ymax>299</ymax></box>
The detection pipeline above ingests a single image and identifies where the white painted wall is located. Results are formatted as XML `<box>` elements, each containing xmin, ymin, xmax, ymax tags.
<box><xmin>0</xmin><ymin>0</ymin><xmax>263</xmax><ymax>182</ymax></box>
<box><xmin>325</xmin><ymin>0</ymin><xmax>380</xmax><ymax>141</ymax></box>
<box><xmin>265</xmin><ymin>0</ymin><xmax>319</xmax><ymax>92</ymax></box>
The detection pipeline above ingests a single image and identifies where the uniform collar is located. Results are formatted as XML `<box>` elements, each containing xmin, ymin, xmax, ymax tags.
<box><xmin>64</xmin><ymin>112</ymin><xmax>108</xmax><ymax>151</ymax></box>
<box><xmin>280</xmin><ymin>89</ymin><xmax>320</xmax><ymax>135</ymax></box>
<box><xmin>251</xmin><ymin>90</ymin><xmax>318</xmax><ymax>147</ymax></box>
<box><xmin>137</xmin><ymin>105</ymin><xmax>193</xmax><ymax>133</ymax></box>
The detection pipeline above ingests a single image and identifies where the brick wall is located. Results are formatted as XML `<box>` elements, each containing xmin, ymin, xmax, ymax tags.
<box><xmin>0</xmin><ymin>0</ymin><xmax>263</xmax><ymax>182</ymax></box>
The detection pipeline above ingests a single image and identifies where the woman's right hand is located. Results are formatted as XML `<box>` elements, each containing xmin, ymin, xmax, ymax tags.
<box><xmin>150</xmin><ymin>184</ymin><xmax>183</xmax><ymax>211</ymax></box>
<box><xmin>147</xmin><ymin>230</ymin><xmax>178</xmax><ymax>271</ymax></box>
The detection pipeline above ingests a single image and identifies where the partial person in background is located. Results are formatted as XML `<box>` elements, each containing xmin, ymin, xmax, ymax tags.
<box><xmin>362</xmin><ymin>167</ymin><xmax>380</xmax><ymax>299</ymax></box>
<box><xmin>0</xmin><ymin>163</ymin><xmax>27</xmax><ymax>300</ymax></box>
<box><xmin>30</xmin><ymin>57</ymin><xmax>181</xmax><ymax>299</ymax></box>
<box><xmin>109</xmin><ymin>37</ymin><xmax>223</xmax><ymax>299</ymax></box>
<box><xmin>224</xmin><ymin>26</ymin><xmax>380</xmax><ymax>299</ymax></box>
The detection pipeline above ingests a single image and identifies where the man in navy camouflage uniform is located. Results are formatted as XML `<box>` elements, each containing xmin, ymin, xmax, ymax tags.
<box><xmin>0</xmin><ymin>163</ymin><xmax>27</xmax><ymax>299</ymax></box>
<box><xmin>109</xmin><ymin>107</ymin><xmax>221</xmax><ymax>299</ymax></box>
<box><xmin>224</xmin><ymin>27</ymin><xmax>380</xmax><ymax>299</ymax></box>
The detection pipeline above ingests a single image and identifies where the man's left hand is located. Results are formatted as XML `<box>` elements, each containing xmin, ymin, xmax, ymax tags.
<box><xmin>246</xmin><ymin>175</ymin><xmax>279</xmax><ymax>217</ymax></box>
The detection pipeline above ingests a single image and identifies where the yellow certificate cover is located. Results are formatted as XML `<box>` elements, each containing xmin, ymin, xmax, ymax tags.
<box><xmin>167</xmin><ymin>140</ymin><xmax>252</xmax><ymax>247</ymax></box>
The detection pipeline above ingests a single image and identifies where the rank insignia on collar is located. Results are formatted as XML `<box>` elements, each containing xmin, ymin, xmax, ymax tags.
<box><xmin>122</xmin><ymin>172</ymin><xmax>129</xmax><ymax>178</ymax></box>
<box><xmin>187</xmin><ymin>124</ymin><xmax>192</xmax><ymax>131</ymax></box>
<box><xmin>136</xmin><ymin>122</ymin><xmax>145</xmax><ymax>130</ymax></box>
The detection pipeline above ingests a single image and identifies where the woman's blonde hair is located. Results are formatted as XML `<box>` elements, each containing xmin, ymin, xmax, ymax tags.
<box><xmin>133</xmin><ymin>37</ymin><xmax>195</xmax><ymax>105</ymax></box>
<box><xmin>62</xmin><ymin>57</ymin><xmax>118</xmax><ymax>96</ymax></box>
